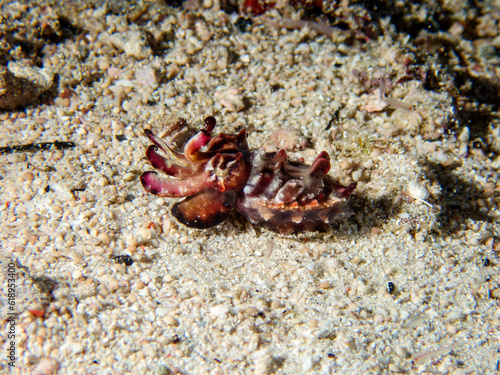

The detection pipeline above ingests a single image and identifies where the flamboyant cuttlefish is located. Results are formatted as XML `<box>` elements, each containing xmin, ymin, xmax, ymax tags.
<box><xmin>140</xmin><ymin>117</ymin><xmax>357</xmax><ymax>235</ymax></box>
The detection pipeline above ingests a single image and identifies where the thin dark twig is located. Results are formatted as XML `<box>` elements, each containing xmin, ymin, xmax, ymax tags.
<box><xmin>0</xmin><ymin>141</ymin><xmax>76</xmax><ymax>155</ymax></box>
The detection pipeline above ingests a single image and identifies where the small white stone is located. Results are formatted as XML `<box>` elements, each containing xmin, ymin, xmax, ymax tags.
<box><xmin>190</xmin><ymin>242</ymin><xmax>201</xmax><ymax>253</ymax></box>
<box><xmin>407</xmin><ymin>181</ymin><xmax>429</xmax><ymax>201</ymax></box>
<box><xmin>109</xmin><ymin>30</ymin><xmax>152</xmax><ymax>59</ymax></box>
<box><xmin>423</xmin><ymin>141</ymin><xmax>437</xmax><ymax>153</ymax></box>
<box><xmin>394</xmin><ymin>345</ymin><xmax>408</xmax><ymax>358</ymax></box>
<box><xmin>136</xmin><ymin>227</ymin><xmax>152</xmax><ymax>243</ymax></box>
<box><xmin>323</xmin><ymin>69</ymin><xmax>334</xmax><ymax>81</ymax></box>
<box><xmin>7</xmin><ymin>153</ymin><xmax>27</xmax><ymax>163</ymax></box>
<box><xmin>296</xmin><ymin>43</ymin><xmax>311</xmax><ymax>54</ymax></box>
<box><xmin>20</xmin><ymin>192</ymin><xmax>33</xmax><ymax>201</ymax></box>
<box><xmin>458</xmin><ymin>143</ymin><xmax>468</xmax><ymax>156</ymax></box>
<box><xmin>123</xmin><ymin>173</ymin><xmax>135</xmax><ymax>181</ymax></box>
<box><xmin>97</xmin><ymin>58</ymin><xmax>110</xmax><ymax>70</ymax></box>
<box><xmin>97</xmin><ymin>232</ymin><xmax>111</xmax><ymax>246</ymax></box>
<box><xmin>447</xmin><ymin>309</ymin><xmax>464</xmax><ymax>320</ymax></box>
<box><xmin>246</xmin><ymin>306</ymin><xmax>258</xmax><ymax>316</ymax></box>
<box><xmin>31</xmin><ymin>357</ymin><xmax>60</xmax><ymax>375</ymax></box>
<box><xmin>70</xmin><ymin>343</ymin><xmax>84</xmax><ymax>354</ymax></box>
<box><xmin>363</xmin><ymin>159</ymin><xmax>374</xmax><ymax>169</ymax></box>
<box><xmin>388</xmin><ymin>363</ymin><xmax>401</xmax><ymax>372</ymax></box>
<box><xmin>96</xmin><ymin>175</ymin><xmax>109</xmax><ymax>187</ymax></box>
<box><xmin>155</xmin><ymin>198</ymin><xmax>165</xmax><ymax>206</ymax></box>
<box><xmin>352</xmin><ymin>169</ymin><xmax>362</xmax><ymax>181</ymax></box>
<box><xmin>302</xmin><ymin>356</ymin><xmax>313</xmax><ymax>372</ymax></box>
<box><xmin>97</xmin><ymin>285</ymin><xmax>109</xmax><ymax>297</ymax></box>
<box><xmin>155</xmin><ymin>308</ymin><xmax>169</xmax><ymax>317</ymax></box>
<box><xmin>135</xmin><ymin>67</ymin><xmax>157</xmax><ymax>87</ymax></box>
<box><xmin>458</xmin><ymin>127</ymin><xmax>469</xmax><ymax>142</ymax></box>
<box><xmin>358</xmin><ymin>284</ymin><xmax>371</xmax><ymax>294</ymax></box>
<box><xmin>215</xmin><ymin>88</ymin><xmax>245</xmax><ymax>112</ymax></box>
<box><xmin>163</xmin><ymin>315</ymin><xmax>178</xmax><ymax>326</ymax></box>
<box><xmin>468</xmin><ymin>237</ymin><xmax>480</xmax><ymax>246</ymax></box>
<box><xmin>210</xmin><ymin>305</ymin><xmax>229</xmax><ymax>320</ymax></box>
<box><xmin>411</xmin><ymin>294</ymin><xmax>424</xmax><ymax>304</ymax></box>
<box><xmin>351</xmin><ymin>255</ymin><xmax>362</xmax><ymax>264</ymax></box>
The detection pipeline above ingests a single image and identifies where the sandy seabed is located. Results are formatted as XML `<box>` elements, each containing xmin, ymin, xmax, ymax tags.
<box><xmin>0</xmin><ymin>0</ymin><xmax>499</xmax><ymax>374</ymax></box>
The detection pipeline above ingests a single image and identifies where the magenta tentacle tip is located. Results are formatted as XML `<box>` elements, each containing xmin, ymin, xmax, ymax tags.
<box><xmin>204</xmin><ymin>116</ymin><xmax>216</xmax><ymax>132</ymax></box>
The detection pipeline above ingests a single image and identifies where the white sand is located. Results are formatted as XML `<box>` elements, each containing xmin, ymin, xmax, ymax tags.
<box><xmin>1</xmin><ymin>1</ymin><xmax>499</xmax><ymax>374</ymax></box>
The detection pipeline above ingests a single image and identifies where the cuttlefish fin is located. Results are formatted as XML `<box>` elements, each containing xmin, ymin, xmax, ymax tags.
<box><xmin>171</xmin><ymin>189</ymin><xmax>233</xmax><ymax>229</ymax></box>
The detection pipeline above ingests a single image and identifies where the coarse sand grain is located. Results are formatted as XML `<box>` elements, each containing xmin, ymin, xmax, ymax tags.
<box><xmin>1</xmin><ymin>1</ymin><xmax>499</xmax><ymax>374</ymax></box>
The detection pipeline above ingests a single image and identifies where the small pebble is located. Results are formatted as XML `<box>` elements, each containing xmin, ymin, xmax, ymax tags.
<box><xmin>352</xmin><ymin>169</ymin><xmax>362</xmax><ymax>181</ymax></box>
<box><xmin>302</xmin><ymin>356</ymin><xmax>313</xmax><ymax>372</ymax></box>
<box><xmin>215</xmin><ymin>88</ymin><xmax>245</xmax><ymax>112</ymax></box>
<box><xmin>363</xmin><ymin>159</ymin><xmax>374</xmax><ymax>169</ymax></box>
<box><xmin>210</xmin><ymin>305</ymin><xmax>229</xmax><ymax>320</ymax></box>
<box><xmin>388</xmin><ymin>363</ymin><xmax>401</xmax><ymax>372</ymax></box>
<box><xmin>246</xmin><ymin>306</ymin><xmax>258</xmax><ymax>316</ymax></box>
<box><xmin>394</xmin><ymin>345</ymin><xmax>408</xmax><ymax>358</ymax></box>
<box><xmin>31</xmin><ymin>357</ymin><xmax>60</xmax><ymax>375</ymax></box>
<box><xmin>458</xmin><ymin>127</ymin><xmax>469</xmax><ymax>142</ymax></box>
<box><xmin>296</xmin><ymin>43</ymin><xmax>311</xmax><ymax>54</ymax></box>
<box><xmin>447</xmin><ymin>309</ymin><xmax>464</xmax><ymax>321</ymax></box>
<box><xmin>123</xmin><ymin>172</ymin><xmax>135</xmax><ymax>181</ymax></box>
<box><xmin>271</xmin><ymin>300</ymin><xmax>282</xmax><ymax>309</ymax></box>
<box><xmin>411</xmin><ymin>294</ymin><xmax>424</xmax><ymax>304</ymax></box>
<box><xmin>97</xmin><ymin>285</ymin><xmax>109</xmax><ymax>297</ymax></box>
<box><xmin>6</xmin><ymin>153</ymin><xmax>27</xmax><ymax>163</ymax></box>
<box><xmin>468</xmin><ymin>238</ymin><xmax>480</xmax><ymax>246</ymax></box>
<box><xmin>407</xmin><ymin>181</ymin><xmax>429</xmax><ymax>201</ymax></box>
<box><xmin>97</xmin><ymin>232</ymin><xmax>111</xmax><ymax>246</ymax></box>
<box><xmin>163</xmin><ymin>274</ymin><xmax>175</xmax><ymax>283</ymax></box>
<box><xmin>71</xmin><ymin>343</ymin><xmax>84</xmax><ymax>355</ymax></box>
<box><xmin>318</xmin><ymin>281</ymin><xmax>331</xmax><ymax>289</ymax></box>
<box><xmin>107</xmin><ymin>277</ymin><xmax>119</xmax><ymax>292</ymax></box>
<box><xmin>307</xmin><ymin>318</ymin><xmax>318</xmax><ymax>329</ymax></box>
<box><xmin>98</xmin><ymin>58</ymin><xmax>110</xmax><ymax>70</ymax></box>
<box><xmin>357</xmin><ymin>284</ymin><xmax>371</xmax><ymax>294</ymax></box>
<box><xmin>154</xmin><ymin>365</ymin><xmax>171</xmax><ymax>375</ymax></box>
<box><xmin>21</xmin><ymin>171</ymin><xmax>35</xmax><ymax>181</ymax></box>
<box><xmin>109</xmin><ymin>30</ymin><xmax>152</xmax><ymax>59</ymax></box>
<box><xmin>458</xmin><ymin>143</ymin><xmax>468</xmax><ymax>156</ymax></box>
<box><xmin>163</xmin><ymin>315</ymin><xmax>179</xmax><ymax>326</ymax></box>
<box><xmin>20</xmin><ymin>193</ymin><xmax>33</xmax><ymax>201</ymax></box>
<box><xmin>136</xmin><ymin>227</ymin><xmax>152</xmax><ymax>243</ymax></box>
<box><xmin>96</xmin><ymin>176</ymin><xmax>109</xmax><ymax>187</ymax></box>
<box><xmin>190</xmin><ymin>242</ymin><xmax>201</xmax><ymax>253</ymax></box>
